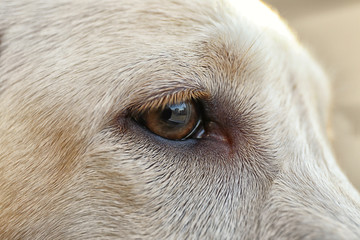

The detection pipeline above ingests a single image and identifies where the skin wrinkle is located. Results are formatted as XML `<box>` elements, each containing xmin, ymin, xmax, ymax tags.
<box><xmin>0</xmin><ymin>0</ymin><xmax>360</xmax><ymax>239</ymax></box>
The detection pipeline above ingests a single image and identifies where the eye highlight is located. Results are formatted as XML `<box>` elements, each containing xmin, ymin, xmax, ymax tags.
<box><xmin>135</xmin><ymin>101</ymin><xmax>204</xmax><ymax>140</ymax></box>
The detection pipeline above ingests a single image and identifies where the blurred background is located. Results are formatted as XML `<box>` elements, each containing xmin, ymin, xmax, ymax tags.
<box><xmin>264</xmin><ymin>0</ymin><xmax>360</xmax><ymax>190</ymax></box>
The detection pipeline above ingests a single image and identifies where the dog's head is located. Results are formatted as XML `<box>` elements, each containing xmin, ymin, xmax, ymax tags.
<box><xmin>1</xmin><ymin>0</ymin><xmax>360</xmax><ymax>239</ymax></box>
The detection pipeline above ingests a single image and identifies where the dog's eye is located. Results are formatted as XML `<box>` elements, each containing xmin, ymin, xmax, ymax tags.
<box><xmin>137</xmin><ymin>101</ymin><xmax>204</xmax><ymax>140</ymax></box>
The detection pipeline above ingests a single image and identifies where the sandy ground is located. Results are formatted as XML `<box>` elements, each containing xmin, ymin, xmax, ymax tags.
<box><xmin>265</xmin><ymin>0</ymin><xmax>360</xmax><ymax>190</ymax></box>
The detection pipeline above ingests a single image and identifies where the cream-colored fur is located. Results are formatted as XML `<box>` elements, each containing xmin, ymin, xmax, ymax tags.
<box><xmin>0</xmin><ymin>0</ymin><xmax>359</xmax><ymax>239</ymax></box>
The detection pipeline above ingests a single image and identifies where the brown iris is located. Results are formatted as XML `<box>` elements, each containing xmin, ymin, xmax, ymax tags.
<box><xmin>139</xmin><ymin>101</ymin><xmax>202</xmax><ymax>140</ymax></box>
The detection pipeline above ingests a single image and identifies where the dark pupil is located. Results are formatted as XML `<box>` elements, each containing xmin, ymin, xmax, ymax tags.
<box><xmin>161</xmin><ymin>103</ymin><xmax>189</xmax><ymax>125</ymax></box>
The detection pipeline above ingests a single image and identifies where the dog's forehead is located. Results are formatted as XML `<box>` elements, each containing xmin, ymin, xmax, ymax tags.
<box><xmin>85</xmin><ymin>0</ymin><xmax>299</xmax><ymax>110</ymax></box>
<box><xmin>106</xmin><ymin>0</ymin><xmax>305</xmax><ymax>119</ymax></box>
<box><xmin>118</xmin><ymin>0</ymin><xmax>294</xmax><ymax>40</ymax></box>
<box><xmin>0</xmin><ymin>0</ymin><xmax>322</xmax><ymax>136</ymax></box>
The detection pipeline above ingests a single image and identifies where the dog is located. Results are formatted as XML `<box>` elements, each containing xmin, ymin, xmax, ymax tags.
<box><xmin>1</xmin><ymin>0</ymin><xmax>360</xmax><ymax>239</ymax></box>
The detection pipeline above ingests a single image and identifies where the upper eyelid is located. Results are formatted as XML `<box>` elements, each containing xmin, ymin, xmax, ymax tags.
<box><xmin>127</xmin><ymin>88</ymin><xmax>211</xmax><ymax>115</ymax></box>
